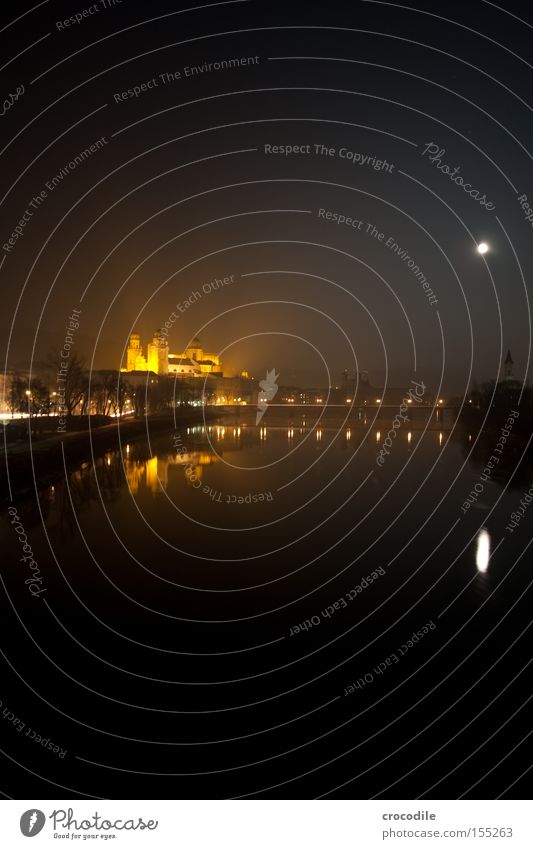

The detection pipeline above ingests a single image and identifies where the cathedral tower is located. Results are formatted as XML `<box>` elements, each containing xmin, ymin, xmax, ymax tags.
<box><xmin>147</xmin><ymin>330</ymin><xmax>169</xmax><ymax>375</ymax></box>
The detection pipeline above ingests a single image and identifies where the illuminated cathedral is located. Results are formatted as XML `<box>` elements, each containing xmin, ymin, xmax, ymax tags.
<box><xmin>122</xmin><ymin>332</ymin><xmax>223</xmax><ymax>377</ymax></box>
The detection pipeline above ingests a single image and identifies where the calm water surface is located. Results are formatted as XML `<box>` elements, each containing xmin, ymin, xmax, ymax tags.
<box><xmin>2</xmin><ymin>409</ymin><xmax>532</xmax><ymax>798</ymax></box>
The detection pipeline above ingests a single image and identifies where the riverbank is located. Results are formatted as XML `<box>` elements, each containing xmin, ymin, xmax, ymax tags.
<box><xmin>1</xmin><ymin>410</ymin><xmax>220</xmax><ymax>504</ymax></box>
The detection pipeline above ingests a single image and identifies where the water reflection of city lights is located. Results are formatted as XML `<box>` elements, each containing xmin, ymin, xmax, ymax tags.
<box><xmin>376</xmin><ymin>431</ymin><xmax>381</xmax><ymax>442</ymax></box>
<box><xmin>316</xmin><ymin>428</ymin><xmax>322</xmax><ymax>441</ymax></box>
<box><xmin>407</xmin><ymin>431</ymin><xmax>412</xmax><ymax>444</ymax></box>
<box><xmin>439</xmin><ymin>432</ymin><xmax>443</xmax><ymax>446</ymax></box>
<box><xmin>346</xmin><ymin>428</ymin><xmax>351</xmax><ymax>440</ymax></box>
<box><xmin>475</xmin><ymin>528</ymin><xmax>490</xmax><ymax>573</ymax></box>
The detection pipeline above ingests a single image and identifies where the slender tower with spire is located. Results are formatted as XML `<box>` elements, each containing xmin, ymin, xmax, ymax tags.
<box><xmin>504</xmin><ymin>348</ymin><xmax>514</xmax><ymax>381</ymax></box>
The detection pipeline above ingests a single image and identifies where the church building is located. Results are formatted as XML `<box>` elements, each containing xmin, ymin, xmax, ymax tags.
<box><xmin>123</xmin><ymin>332</ymin><xmax>223</xmax><ymax>377</ymax></box>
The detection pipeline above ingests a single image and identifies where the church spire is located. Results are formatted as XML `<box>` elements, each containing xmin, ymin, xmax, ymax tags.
<box><xmin>504</xmin><ymin>349</ymin><xmax>514</xmax><ymax>380</ymax></box>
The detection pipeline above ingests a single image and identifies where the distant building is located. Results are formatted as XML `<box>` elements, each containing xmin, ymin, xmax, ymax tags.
<box><xmin>0</xmin><ymin>370</ymin><xmax>14</xmax><ymax>415</ymax></box>
<box><xmin>121</xmin><ymin>370</ymin><xmax>158</xmax><ymax>387</ymax></box>
<box><xmin>277</xmin><ymin>386</ymin><xmax>326</xmax><ymax>405</ymax></box>
<box><xmin>0</xmin><ymin>369</ymin><xmax>27</xmax><ymax>416</ymax></box>
<box><xmin>213</xmin><ymin>375</ymin><xmax>257</xmax><ymax>406</ymax></box>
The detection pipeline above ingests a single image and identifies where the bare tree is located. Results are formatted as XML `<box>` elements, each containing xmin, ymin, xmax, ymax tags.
<box><xmin>8</xmin><ymin>375</ymin><xmax>28</xmax><ymax>416</ymax></box>
<box><xmin>29</xmin><ymin>377</ymin><xmax>51</xmax><ymax>415</ymax></box>
<box><xmin>47</xmin><ymin>351</ymin><xmax>87</xmax><ymax>418</ymax></box>
<box><xmin>92</xmin><ymin>370</ymin><xmax>132</xmax><ymax>417</ymax></box>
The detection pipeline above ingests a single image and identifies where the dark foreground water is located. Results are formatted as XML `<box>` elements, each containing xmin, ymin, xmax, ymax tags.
<box><xmin>1</xmin><ymin>408</ymin><xmax>532</xmax><ymax>798</ymax></box>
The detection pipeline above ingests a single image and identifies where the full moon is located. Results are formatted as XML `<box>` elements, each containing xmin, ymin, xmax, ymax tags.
<box><xmin>477</xmin><ymin>242</ymin><xmax>489</xmax><ymax>254</ymax></box>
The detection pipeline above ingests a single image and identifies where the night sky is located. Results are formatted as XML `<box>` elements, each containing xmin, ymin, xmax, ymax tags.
<box><xmin>2</xmin><ymin>0</ymin><xmax>532</xmax><ymax>392</ymax></box>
